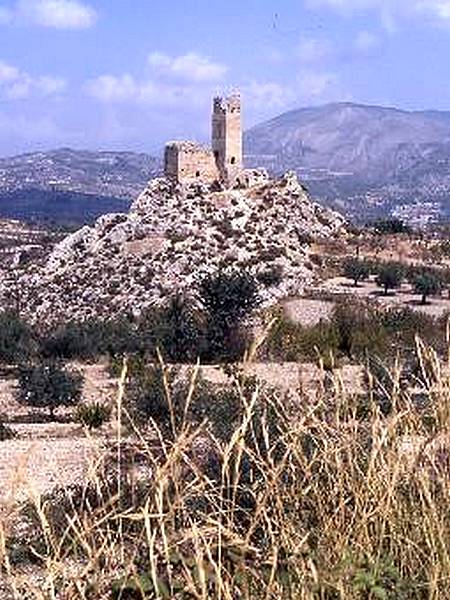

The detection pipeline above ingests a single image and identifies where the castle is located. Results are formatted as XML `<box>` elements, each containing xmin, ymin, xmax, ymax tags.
<box><xmin>164</xmin><ymin>92</ymin><xmax>265</xmax><ymax>188</ymax></box>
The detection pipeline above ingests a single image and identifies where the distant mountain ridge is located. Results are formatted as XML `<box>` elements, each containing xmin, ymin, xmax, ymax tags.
<box><xmin>0</xmin><ymin>148</ymin><xmax>161</xmax><ymax>226</ymax></box>
<box><xmin>3</xmin><ymin>102</ymin><xmax>450</xmax><ymax>225</ymax></box>
<box><xmin>245</xmin><ymin>102</ymin><xmax>450</xmax><ymax>176</ymax></box>
<box><xmin>244</xmin><ymin>102</ymin><xmax>450</xmax><ymax>224</ymax></box>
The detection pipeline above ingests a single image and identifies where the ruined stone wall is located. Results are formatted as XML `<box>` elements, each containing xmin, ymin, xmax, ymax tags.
<box><xmin>233</xmin><ymin>168</ymin><xmax>269</xmax><ymax>189</ymax></box>
<box><xmin>164</xmin><ymin>142</ymin><xmax>219</xmax><ymax>184</ymax></box>
<box><xmin>164</xmin><ymin>93</ymin><xmax>243</xmax><ymax>185</ymax></box>
<box><xmin>211</xmin><ymin>98</ymin><xmax>227</xmax><ymax>178</ymax></box>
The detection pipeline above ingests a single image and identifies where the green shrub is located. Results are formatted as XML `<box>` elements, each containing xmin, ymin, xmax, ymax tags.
<box><xmin>371</xmin><ymin>218</ymin><xmax>412</xmax><ymax>235</ymax></box>
<box><xmin>263</xmin><ymin>301</ymin><xmax>427</xmax><ymax>364</ymax></box>
<box><xmin>262</xmin><ymin>309</ymin><xmax>340</xmax><ymax>363</ymax></box>
<box><xmin>76</xmin><ymin>402</ymin><xmax>111</xmax><ymax>430</ymax></box>
<box><xmin>41</xmin><ymin>318</ymin><xmax>139</xmax><ymax>360</ymax></box>
<box><xmin>332</xmin><ymin>303</ymin><xmax>388</xmax><ymax>359</ymax></box>
<box><xmin>410</xmin><ymin>269</ymin><xmax>443</xmax><ymax>304</ymax></box>
<box><xmin>139</xmin><ymin>295</ymin><xmax>203</xmax><ymax>363</ymax></box>
<box><xmin>256</xmin><ymin>264</ymin><xmax>284</xmax><ymax>287</ymax></box>
<box><xmin>198</xmin><ymin>268</ymin><xmax>260</xmax><ymax>362</ymax></box>
<box><xmin>16</xmin><ymin>360</ymin><xmax>84</xmax><ymax>419</ymax></box>
<box><xmin>0</xmin><ymin>418</ymin><xmax>15</xmax><ymax>441</ymax></box>
<box><xmin>0</xmin><ymin>312</ymin><xmax>36</xmax><ymax>363</ymax></box>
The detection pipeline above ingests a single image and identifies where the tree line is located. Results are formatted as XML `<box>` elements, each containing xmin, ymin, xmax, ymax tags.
<box><xmin>343</xmin><ymin>258</ymin><xmax>446</xmax><ymax>304</ymax></box>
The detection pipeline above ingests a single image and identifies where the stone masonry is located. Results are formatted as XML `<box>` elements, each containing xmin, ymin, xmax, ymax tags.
<box><xmin>165</xmin><ymin>92</ymin><xmax>251</xmax><ymax>187</ymax></box>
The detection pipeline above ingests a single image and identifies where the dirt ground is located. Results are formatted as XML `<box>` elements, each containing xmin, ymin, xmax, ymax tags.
<box><xmin>321</xmin><ymin>276</ymin><xmax>450</xmax><ymax>318</ymax></box>
<box><xmin>282</xmin><ymin>297</ymin><xmax>335</xmax><ymax>326</ymax></box>
<box><xmin>0</xmin><ymin>361</ymin><xmax>364</xmax><ymax>506</ymax></box>
<box><xmin>0</xmin><ymin>433</ymin><xmax>105</xmax><ymax>505</ymax></box>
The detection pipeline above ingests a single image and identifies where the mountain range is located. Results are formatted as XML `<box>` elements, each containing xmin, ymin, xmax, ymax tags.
<box><xmin>2</xmin><ymin>102</ymin><xmax>450</xmax><ymax>226</ymax></box>
<box><xmin>0</xmin><ymin>149</ymin><xmax>160</xmax><ymax>226</ymax></box>
<box><xmin>245</xmin><ymin>102</ymin><xmax>450</xmax><ymax>224</ymax></box>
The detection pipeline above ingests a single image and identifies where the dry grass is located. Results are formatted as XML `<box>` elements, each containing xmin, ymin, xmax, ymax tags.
<box><xmin>1</xmin><ymin>339</ymin><xmax>450</xmax><ymax>598</ymax></box>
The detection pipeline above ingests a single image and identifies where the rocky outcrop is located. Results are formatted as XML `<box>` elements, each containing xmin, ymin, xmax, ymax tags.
<box><xmin>3</xmin><ymin>173</ymin><xmax>345</xmax><ymax>325</ymax></box>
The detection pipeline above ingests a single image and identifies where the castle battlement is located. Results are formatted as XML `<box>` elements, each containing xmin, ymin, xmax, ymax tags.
<box><xmin>213</xmin><ymin>93</ymin><xmax>241</xmax><ymax>114</ymax></box>
<box><xmin>165</xmin><ymin>141</ymin><xmax>212</xmax><ymax>155</ymax></box>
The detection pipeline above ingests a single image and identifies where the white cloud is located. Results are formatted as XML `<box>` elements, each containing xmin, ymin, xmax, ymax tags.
<box><xmin>2</xmin><ymin>0</ymin><xmax>97</xmax><ymax>29</ymax></box>
<box><xmin>148</xmin><ymin>52</ymin><xmax>228</xmax><ymax>82</ymax></box>
<box><xmin>243</xmin><ymin>69</ymin><xmax>343</xmax><ymax>114</ymax></box>
<box><xmin>419</xmin><ymin>0</ymin><xmax>450</xmax><ymax>20</ymax></box>
<box><xmin>354</xmin><ymin>30</ymin><xmax>380</xmax><ymax>52</ymax></box>
<box><xmin>243</xmin><ymin>81</ymin><xmax>296</xmax><ymax>109</ymax></box>
<box><xmin>297</xmin><ymin>37</ymin><xmax>332</xmax><ymax>63</ymax></box>
<box><xmin>86</xmin><ymin>73</ymin><xmax>213</xmax><ymax>109</ymax></box>
<box><xmin>85</xmin><ymin>75</ymin><xmax>138</xmax><ymax>103</ymax></box>
<box><xmin>308</xmin><ymin>0</ymin><xmax>450</xmax><ymax>26</ymax></box>
<box><xmin>0</xmin><ymin>61</ymin><xmax>20</xmax><ymax>83</ymax></box>
<box><xmin>86</xmin><ymin>51</ymin><xmax>228</xmax><ymax>108</ymax></box>
<box><xmin>298</xmin><ymin>70</ymin><xmax>339</xmax><ymax>98</ymax></box>
<box><xmin>0</xmin><ymin>59</ymin><xmax>66</xmax><ymax>99</ymax></box>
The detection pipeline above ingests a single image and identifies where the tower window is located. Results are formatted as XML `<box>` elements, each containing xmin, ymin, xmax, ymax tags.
<box><xmin>230</xmin><ymin>156</ymin><xmax>236</xmax><ymax>165</ymax></box>
<box><xmin>196</xmin><ymin>171</ymin><xmax>200</xmax><ymax>177</ymax></box>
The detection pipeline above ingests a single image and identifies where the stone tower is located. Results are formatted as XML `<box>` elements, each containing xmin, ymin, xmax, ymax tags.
<box><xmin>211</xmin><ymin>92</ymin><xmax>242</xmax><ymax>183</ymax></box>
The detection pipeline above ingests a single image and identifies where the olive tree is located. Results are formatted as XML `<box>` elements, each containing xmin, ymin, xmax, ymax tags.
<box><xmin>411</xmin><ymin>271</ymin><xmax>442</xmax><ymax>305</ymax></box>
<box><xmin>198</xmin><ymin>269</ymin><xmax>260</xmax><ymax>362</ymax></box>
<box><xmin>376</xmin><ymin>263</ymin><xmax>404</xmax><ymax>296</ymax></box>
<box><xmin>343</xmin><ymin>258</ymin><xmax>370</xmax><ymax>287</ymax></box>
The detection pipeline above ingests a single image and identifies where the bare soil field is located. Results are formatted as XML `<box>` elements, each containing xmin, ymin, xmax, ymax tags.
<box><xmin>0</xmin><ymin>434</ymin><xmax>104</xmax><ymax>505</ymax></box>
<box><xmin>321</xmin><ymin>276</ymin><xmax>450</xmax><ymax>318</ymax></box>
<box><xmin>0</xmin><ymin>361</ymin><xmax>365</xmax><ymax>506</ymax></box>
<box><xmin>282</xmin><ymin>297</ymin><xmax>335</xmax><ymax>326</ymax></box>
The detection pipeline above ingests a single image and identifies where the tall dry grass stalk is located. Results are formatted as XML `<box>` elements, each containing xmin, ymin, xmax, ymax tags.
<box><xmin>1</xmin><ymin>336</ymin><xmax>450</xmax><ymax>598</ymax></box>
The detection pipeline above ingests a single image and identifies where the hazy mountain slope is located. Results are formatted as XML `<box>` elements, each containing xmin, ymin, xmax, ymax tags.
<box><xmin>0</xmin><ymin>189</ymin><xmax>130</xmax><ymax>227</ymax></box>
<box><xmin>244</xmin><ymin>103</ymin><xmax>450</xmax><ymax>223</ymax></box>
<box><xmin>0</xmin><ymin>148</ymin><xmax>161</xmax><ymax>199</ymax></box>
<box><xmin>244</xmin><ymin>103</ymin><xmax>450</xmax><ymax>178</ymax></box>
<box><xmin>0</xmin><ymin>148</ymin><xmax>162</xmax><ymax>226</ymax></box>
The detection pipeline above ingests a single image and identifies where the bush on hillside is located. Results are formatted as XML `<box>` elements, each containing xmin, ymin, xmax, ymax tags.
<box><xmin>139</xmin><ymin>295</ymin><xmax>203</xmax><ymax>363</ymax></box>
<box><xmin>262</xmin><ymin>310</ymin><xmax>340</xmax><ymax>364</ymax></box>
<box><xmin>372</xmin><ymin>218</ymin><xmax>412</xmax><ymax>235</ymax></box>
<box><xmin>76</xmin><ymin>402</ymin><xmax>111</xmax><ymax>430</ymax></box>
<box><xmin>263</xmin><ymin>301</ymin><xmax>447</xmax><ymax>365</ymax></box>
<box><xmin>410</xmin><ymin>269</ymin><xmax>443</xmax><ymax>304</ymax></box>
<box><xmin>40</xmin><ymin>318</ymin><xmax>139</xmax><ymax>360</ymax></box>
<box><xmin>0</xmin><ymin>417</ymin><xmax>15</xmax><ymax>441</ymax></box>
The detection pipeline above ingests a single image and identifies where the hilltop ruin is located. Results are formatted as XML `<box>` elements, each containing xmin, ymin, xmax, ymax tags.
<box><xmin>164</xmin><ymin>92</ymin><xmax>266</xmax><ymax>188</ymax></box>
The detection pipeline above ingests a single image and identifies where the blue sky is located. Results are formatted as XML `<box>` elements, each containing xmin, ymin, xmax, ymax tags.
<box><xmin>1</xmin><ymin>0</ymin><xmax>450</xmax><ymax>156</ymax></box>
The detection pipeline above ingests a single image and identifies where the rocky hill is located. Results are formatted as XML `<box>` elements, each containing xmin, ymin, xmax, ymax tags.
<box><xmin>3</xmin><ymin>173</ymin><xmax>345</xmax><ymax>325</ymax></box>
